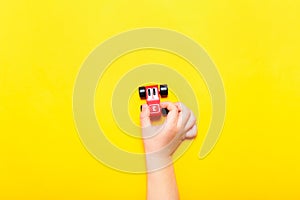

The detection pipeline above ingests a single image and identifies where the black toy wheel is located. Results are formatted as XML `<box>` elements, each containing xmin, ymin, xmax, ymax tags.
<box><xmin>139</xmin><ymin>86</ymin><xmax>146</xmax><ymax>99</ymax></box>
<box><xmin>161</xmin><ymin>108</ymin><xmax>169</xmax><ymax>116</ymax></box>
<box><xmin>160</xmin><ymin>84</ymin><xmax>168</xmax><ymax>97</ymax></box>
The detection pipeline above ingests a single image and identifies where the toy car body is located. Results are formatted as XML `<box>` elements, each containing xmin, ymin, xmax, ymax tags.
<box><xmin>139</xmin><ymin>84</ymin><xmax>168</xmax><ymax>117</ymax></box>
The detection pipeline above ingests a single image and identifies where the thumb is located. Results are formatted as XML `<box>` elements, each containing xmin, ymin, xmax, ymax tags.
<box><xmin>140</xmin><ymin>104</ymin><xmax>151</xmax><ymax>128</ymax></box>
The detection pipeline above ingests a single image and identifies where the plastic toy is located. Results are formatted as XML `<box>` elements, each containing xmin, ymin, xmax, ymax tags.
<box><xmin>139</xmin><ymin>84</ymin><xmax>168</xmax><ymax>117</ymax></box>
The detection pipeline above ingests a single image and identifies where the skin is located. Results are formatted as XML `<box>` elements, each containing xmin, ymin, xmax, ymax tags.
<box><xmin>140</xmin><ymin>102</ymin><xmax>197</xmax><ymax>200</ymax></box>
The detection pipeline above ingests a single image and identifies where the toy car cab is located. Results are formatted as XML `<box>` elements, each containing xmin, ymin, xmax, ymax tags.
<box><xmin>139</xmin><ymin>84</ymin><xmax>168</xmax><ymax>117</ymax></box>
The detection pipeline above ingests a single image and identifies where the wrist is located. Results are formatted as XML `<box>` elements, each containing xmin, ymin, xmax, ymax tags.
<box><xmin>145</xmin><ymin>151</ymin><xmax>173</xmax><ymax>172</ymax></box>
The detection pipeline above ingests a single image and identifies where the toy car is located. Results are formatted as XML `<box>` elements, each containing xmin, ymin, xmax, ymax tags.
<box><xmin>139</xmin><ymin>84</ymin><xmax>168</xmax><ymax>117</ymax></box>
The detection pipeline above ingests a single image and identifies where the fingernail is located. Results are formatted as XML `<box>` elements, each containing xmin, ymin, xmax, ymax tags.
<box><xmin>141</xmin><ymin>104</ymin><xmax>147</xmax><ymax>111</ymax></box>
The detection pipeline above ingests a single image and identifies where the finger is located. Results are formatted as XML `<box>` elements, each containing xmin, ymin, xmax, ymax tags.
<box><xmin>175</xmin><ymin>102</ymin><xmax>183</xmax><ymax>112</ymax></box>
<box><xmin>185</xmin><ymin>124</ymin><xmax>197</xmax><ymax>139</ymax></box>
<box><xmin>160</xmin><ymin>102</ymin><xmax>179</xmax><ymax>131</ymax></box>
<box><xmin>184</xmin><ymin>111</ymin><xmax>196</xmax><ymax>132</ymax></box>
<box><xmin>176</xmin><ymin>103</ymin><xmax>191</xmax><ymax>129</ymax></box>
<box><xmin>140</xmin><ymin>104</ymin><xmax>151</xmax><ymax>128</ymax></box>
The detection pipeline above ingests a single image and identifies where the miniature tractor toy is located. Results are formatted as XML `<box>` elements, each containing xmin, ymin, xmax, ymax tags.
<box><xmin>139</xmin><ymin>84</ymin><xmax>168</xmax><ymax>117</ymax></box>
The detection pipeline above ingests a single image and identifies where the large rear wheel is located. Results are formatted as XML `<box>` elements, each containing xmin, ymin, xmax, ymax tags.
<box><xmin>160</xmin><ymin>84</ymin><xmax>168</xmax><ymax>97</ymax></box>
<box><xmin>139</xmin><ymin>86</ymin><xmax>146</xmax><ymax>99</ymax></box>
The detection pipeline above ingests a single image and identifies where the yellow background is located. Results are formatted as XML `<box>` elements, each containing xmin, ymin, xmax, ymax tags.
<box><xmin>1</xmin><ymin>0</ymin><xmax>300</xmax><ymax>199</ymax></box>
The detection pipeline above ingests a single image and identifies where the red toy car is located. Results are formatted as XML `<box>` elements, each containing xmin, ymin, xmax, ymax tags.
<box><xmin>139</xmin><ymin>84</ymin><xmax>168</xmax><ymax>117</ymax></box>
